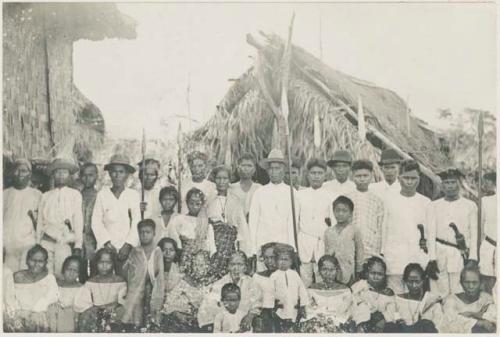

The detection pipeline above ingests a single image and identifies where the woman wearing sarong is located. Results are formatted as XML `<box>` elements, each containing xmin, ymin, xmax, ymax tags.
<box><xmin>161</xmin><ymin>250</ymin><xmax>215</xmax><ymax>332</ymax></box>
<box><xmin>392</xmin><ymin>263</ymin><xmax>443</xmax><ymax>333</ymax></box>
<box><xmin>207</xmin><ymin>166</ymin><xmax>249</xmax><ymax>278</ymax></box>
<box><xmin>74</xmin><ymin>248</ymin><xmax>127</xmax><ymax>332</ymax></box>
<box><xmin>122</xmin><ymin>219</ymin><xmax>164</xmax><ymax>330</ymax></box>
<box><xmin>302</xmin><ymin>255</ymin><xmax>356</xmax><ymax>333</ymax></box>
<box><xmin>48</xmin><ymin>256</ymin><xmax>83</xmax><ymax>332</ymax></box>
<box><xmin>441</xmin><ymin>265</ymin><xmax>496</xmax><ymax>333</ymax></box>
<box><xmin>165</xmin><ymin>188</ymin><xmax>216</xmax><ymax>272</ymax></box>
<box><xmin>11</xmin><ymin>244</ymin><xmax>59</xmax><ymax>332</ymax></box>
<box><xmin>351</xmin><ymin>256</ymin><xmax>397</xmax><ymax>333</ymax></box>
<box><xmin>197</xmin><ymin>251</ymin><xmax>262</xmax><ymax>332</ymax></box>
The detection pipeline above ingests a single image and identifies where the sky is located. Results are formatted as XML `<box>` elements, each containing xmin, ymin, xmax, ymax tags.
<box><xmin>73</xmin><ymin>2</ymin><xmax>496</xmax><ymax>140</ymax></box>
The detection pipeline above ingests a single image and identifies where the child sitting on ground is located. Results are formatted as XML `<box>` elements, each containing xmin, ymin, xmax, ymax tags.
<box><xmin>270</xmin><ymin>243</ymin><xmax>309</xmax><ymax>332</ymax></box>
<box><xmin>213</xmin><ymin>283</ymin><xmax>246</xmax><ymax>333</ymax></box>
<box><xmin>48</xmin><ymin>255</ymin><xmax>83</xmax><ymax>332</ymax></box>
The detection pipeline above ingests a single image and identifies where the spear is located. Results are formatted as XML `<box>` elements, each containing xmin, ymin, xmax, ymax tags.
<box><xmin>177</xmin><ymin>122</ymin><xmax>183</xmax><ymax>214</ymax></box>
<box><xmin>281</xmin><ymin>13</ymin><xmax>299</xmax><ymax>265</ymax></box>
<box><xmin>477</xmin><ymin>111</ymin><xmax>484</xmax><ymax>260</ymax></box>
<box><xmin>141</xmin><ymin>128</ymin><xmax>146</xmax><ymax>220</ymax></box>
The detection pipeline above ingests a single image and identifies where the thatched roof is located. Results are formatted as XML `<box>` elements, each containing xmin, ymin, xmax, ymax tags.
<box><xmin>192</xmin><ymin>32</ymin><xmax>450</xmax><ymax>185</ymax></box>
<box><xmin>4</xmin><ymin>3</ymin><xmax>136</xmax><ymax>41</ymax></box>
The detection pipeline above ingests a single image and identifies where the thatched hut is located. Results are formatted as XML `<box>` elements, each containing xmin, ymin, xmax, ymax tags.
<box><xmin>3</xmin><ymin>3</ymin><xmax>136</xmax><ymax>189</ymax></box>
<box><xmin>191</xmin><ymin>32</ymin><xmax>451</xmax><ymax>198</ymax></box>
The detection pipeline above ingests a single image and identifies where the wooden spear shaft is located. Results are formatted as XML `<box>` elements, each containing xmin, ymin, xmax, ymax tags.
<box><xmin>477</xmin><ymin>111</ymin><xmax>484</xmax><ymax>260</ymax></box>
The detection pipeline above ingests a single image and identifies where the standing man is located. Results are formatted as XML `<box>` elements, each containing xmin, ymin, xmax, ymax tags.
<box><xmin>138</xmin><ymin>158</ymin><xmax>165</xmax><ymax>219</ymax></box>
<box><xmin>285</xmin><ymin>159</ymin><xmax>304</xmax><ymax>191</ymax></box>
<box><xmin>80</xmin><ymin>162</ymin><xmax>99</xmax><ymax>281</ymax></box>
<box><xmin>427</xmin><ymin>168</ymin><xmax>479</xmax><ymax>297</ymax></box>
<box><xmin>229</xmin><ymin>153</ymin><xmax>261</xmax><ymax>219</ymax></box>
<box><xmin>381</xmin><ymin>160</ymin><xmax>435</xmax><ymax>294</ymax></box>
<box><xmin>297</xmin><ymin>158</ymin><xmax>336</xmax><ymax>287</ymax></box>
<box><xmin>324</xmin><ymin>150</ymin><xmax>356</xmax><ymax>196</ymax></box>
<box><xmin>346</xmin><ymin>160</ymin><xmax>385</xmax><ymax>263</ymax></box>
<box><xmin>249</xmin><ymin>149</ymin><xmax>299</xmax><ymax>271</ymax></box>
<box><xmin>181</xmin><ymin>151</ymin><xmax>217</xmax><ymax>213</ymax></box>
<box><xmin>479</xmin><ymin>172</ymin><xmax>496</xmax><ymax>294</ymax></box>
<box><xmin>3</xmin><ymin>158</ymin><xmax>42</xmax><ymax>272</ymax></box>
<box><xmin>369</xmin><ymin>149</ymin><xmax>402</xmax><ymax>198</ymax></box>
<box><xmin>92</xmin><ymin>154</ymin><xmax>141</xmax><ymax>269</ymax></box>
<box><xmin>37</xmin><ymin>157</ymin><xmax>83</xmax><ymax>276</ymax></box>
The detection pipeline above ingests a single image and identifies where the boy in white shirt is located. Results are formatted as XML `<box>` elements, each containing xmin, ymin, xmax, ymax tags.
<box><xmin>271</xmin><ymin>243</ymin><xmax>309</xmax><ymax>332</ymax></box>
<box><xmin>213</xmin><ymin>283</ymin><xmax>246</xmax><ymax>333</ymax></box>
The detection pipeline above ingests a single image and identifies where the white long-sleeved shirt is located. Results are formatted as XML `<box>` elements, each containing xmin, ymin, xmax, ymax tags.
<box><xmin>3</xmin><ymin>187</ymin><xmax>41</xmax><ymax>251</ymax></box>
<box><xmin>181</xmin><ymin>179</ymin><xmax>217</xmax><ymax>214</ymax></box>
<box><xmin>369</xmin><ymin>180</ymin><xmax>401</xmax><ymax>199</ymax></box>
<box><xmin>297</xmin><ymin>186</ymin><xmax>337</xmax><ymax>262</ymax></box>
<box><xmin>229</xmin><ymin>181</ymin><xmax>262</xmax><ymax>216</ymax></box>
<box><xmin>381</xmin><ymin>192</ymin><xmax>432</xmax><ymax>275</ymax></box>
<box><xmin>164</xmin><ymin>214</ymin><xmax>216</xmax><ymax>255</ymax></box>
<box><xmin>91</xmin><ymin>187</ymin><xmax>141</xmax><ymax>249</ymax></box>
<box><xmin>482</xmin><ymin>194</ymin><xmax>497</xmax><ymax>241</ymax></box>
<box><xmin>427</xmin><ymin>197</ymin><xmax>478</xmax><ymax>273</ymax></box>
<box><xmin>248</xmin><ymin>182</ymin><xmax>299</xmax><ymax>256</ymax></box>
<box><xmin>139</xmin><ymin>183</ymin><xmax>164</xmax><ymax>220</ymax></box>
<box><xmin>323</xmin><ymin>179</ymin><xmax>356</xmax><ymax>196</ymax></box>
<box><xmin>38</xmin><ymin>186</ymin><xmax>84</xmax><ymax>249</ymax></box>
<box><xmin>271</xmin><ymin>269</ymin><xmax>309</xmax><ymax>319</ymax></box>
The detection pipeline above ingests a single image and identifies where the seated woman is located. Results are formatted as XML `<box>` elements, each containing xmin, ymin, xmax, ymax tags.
<box><xmin>197</xmin><ymin>251</ymin><xmax>262</xmax><ymax>332</ymax></box>
<box><xmin>12</xmin><ymin>244</ymin><xmax>59</xmax><ymax>332</ymax></box>
<box><xmin>48</xmin><ymin>256</ymin><xmax>83</xmax><ymax>332</ymax></box>
<box><xmin>74</xmin><ymin>248</ymin><xmax>127</xmax><ymax>332</ymax></box>
<box><xmin>442</xmin><ymin>265</ymin><xmax>496</xmax><ymax>333</ymax></box>
<box><xmin>351</xmin><ymin>256</ymin><xmax>397</xmax><ymax>333</ymax></box>
<box><xmin>392</xmin><ymin>263</ymin><xmax>443</xmax><ymax>333</ymax></box>
<box><xmin>161</xmin><ymin>250</ymin><xmax>215</xmax><ymax>332</ymax></box>
<box><xmin>302</xmin><ymin>254</ymin><xmax>356</xmax><ymax>333</ymax></box>
<box><xmin>207</xmin><ymin>166</ymin><xmax>249</xmax><ymax>279</ymax></box>
<box><xmin>165</xmin><ymin>188</ymin><xmax>216</xmax><ymax>271</ymax></box>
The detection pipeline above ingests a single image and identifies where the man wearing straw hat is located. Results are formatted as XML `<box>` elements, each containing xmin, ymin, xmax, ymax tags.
<box><xmin>249</xmin><ymin>149</ymin><xmax>299</xmax><ymax>271</ymax></box>
<box><xmin>370</xmin><ymin>149</ymin><xmax>402</xmax><ymax>199</ymax></box>
<box><xmin>92</xmin><ymin>154</ymin><xmax>141</xmax><ymax>265</ymax></box>
<box><xmin>427</xmin><ymin>168</ymin><xmax>478</xmax><ymax>298</ymax></box>
<box><xmin>37</xmin><ymin>157</ymin><xmax>83</xmax><ymax>276</ymax></box>
<box><xmin>324</xmin><ymin>150</ymin><xmax>356</xmax><ymax>196</ymax></box>
<box><xmin>3</xmin><ymin>157</ymin><xmax>42</xmax><ymax>272</ymax></box>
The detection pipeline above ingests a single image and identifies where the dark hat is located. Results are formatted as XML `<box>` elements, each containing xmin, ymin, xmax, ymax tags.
<box><xmin>327</xmin><ymin>150</ymin><xmax>353</xmax><ymax>167</ymax></box>
<box><xmin>104</xmin><ymin>154</ymin><xmax>136</xmax><ymax>174</ymax></box>
<box><xmin>437</xmin><ymin>168</ymin><xmax>464</xmax><ymax>180</ymax></box>
<box><xmin>378</xmin><ymin>149</ymin><xmax>402</xmax><ymax>166</ymax></box>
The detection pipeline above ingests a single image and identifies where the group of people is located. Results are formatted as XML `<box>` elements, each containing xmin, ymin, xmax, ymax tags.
<box><xmin>2</xmin><ymin>147</ymin><xmax>497</xmax><ymax>333</ymax></box>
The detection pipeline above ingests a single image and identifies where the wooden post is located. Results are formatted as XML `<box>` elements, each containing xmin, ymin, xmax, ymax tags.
<box><xmin>477</xmin><ymin>111</ymin><xmax>484</xmax><ymax>260</ymax></box>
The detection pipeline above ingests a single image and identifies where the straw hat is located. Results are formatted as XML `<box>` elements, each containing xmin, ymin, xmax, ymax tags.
<box><xmin>47</xmin><ymin>158</ymin><xmax>79</xmax><ymax>175</ymax></box>
<box><xmin>104</xmin><ymin>154</ymin><xmax>136</xmax><ymax>173</ymax></box>
<box><xmin>327</xmin><ymin>150</ymin><xmax>353</xmax><ymax>167</ymax></box>
<box><xmin>259</xmin><ymin>149</ymin><xmax>287</xmax><ymax>170</ymax></box>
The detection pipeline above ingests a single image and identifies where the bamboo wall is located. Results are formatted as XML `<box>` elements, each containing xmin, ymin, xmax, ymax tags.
<box><xmin>2</xmin><ymin>4</ymin><xmax>104</xmax><ymax>161</ymax></box>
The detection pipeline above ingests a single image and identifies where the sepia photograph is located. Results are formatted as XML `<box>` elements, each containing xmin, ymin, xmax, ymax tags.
<box><xmin>2</xmin><ymin>1</ymin><xmax>497</xmax><ymax>333</ymax></box>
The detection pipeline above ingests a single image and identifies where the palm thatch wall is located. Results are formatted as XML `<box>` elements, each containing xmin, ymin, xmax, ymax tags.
<box><xmin>191</xmin><ymin>32</ymin><xmax>450</xmax><ymax>194</ymax></box>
